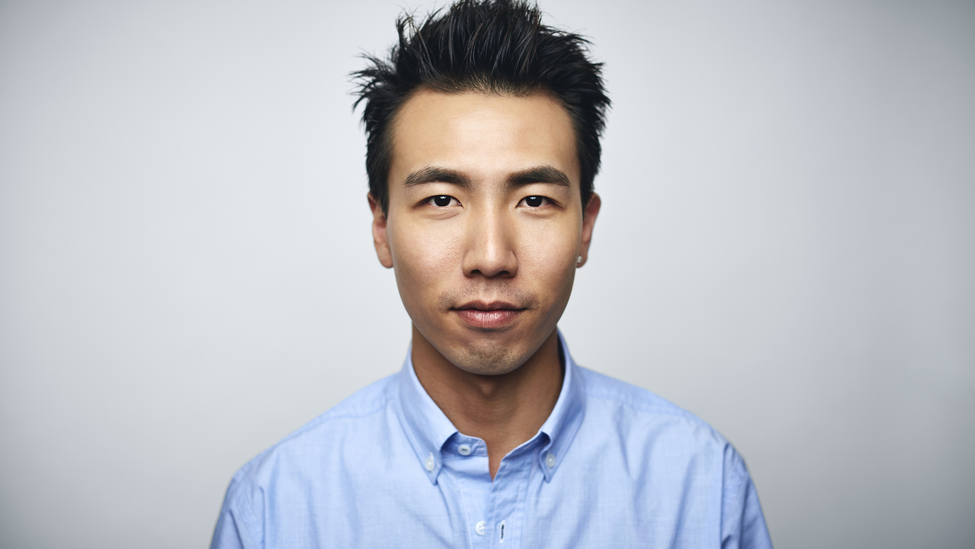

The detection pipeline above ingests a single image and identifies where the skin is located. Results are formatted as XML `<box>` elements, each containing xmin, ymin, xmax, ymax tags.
<box><xmin>369</xmin><ymin>89</ymin><xmax>600</xmax><ymax>479</ymax></box>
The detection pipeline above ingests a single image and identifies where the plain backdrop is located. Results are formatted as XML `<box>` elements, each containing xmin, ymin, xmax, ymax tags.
<box><xmin>1</xmin><ymin>1</ymin><xmax>973</xmax><ymax>547</ymax></box>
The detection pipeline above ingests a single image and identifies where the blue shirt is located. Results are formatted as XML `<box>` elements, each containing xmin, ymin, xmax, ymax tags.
<box><xmin>211</xmin><ymin>333</ymin><xmax>772</xmax><ymax>548</ymax></box>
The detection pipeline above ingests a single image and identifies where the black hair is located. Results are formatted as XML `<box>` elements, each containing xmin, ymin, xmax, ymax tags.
<box><xmin>352</xmin><ymin>0</ymin><xmax>610</xmax><ymax>215</ymax></box>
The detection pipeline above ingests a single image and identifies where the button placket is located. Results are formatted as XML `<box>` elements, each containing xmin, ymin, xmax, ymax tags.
<box><xmin>483</xmin><ymin>444</ymin><xmax>538</xmax><ymax>549</ymax></box>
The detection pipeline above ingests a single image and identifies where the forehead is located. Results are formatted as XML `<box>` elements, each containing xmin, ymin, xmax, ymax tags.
<box><xmin>388</xmin><ymin>89</ymin><xmax>580</xmax><ymax>188</ymax></box>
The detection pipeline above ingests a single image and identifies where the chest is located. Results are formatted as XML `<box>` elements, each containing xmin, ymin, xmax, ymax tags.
<box><xmin>263</xmin><ymin>441</ymin><xmax>723</xmax><ymax>549</ymax></box>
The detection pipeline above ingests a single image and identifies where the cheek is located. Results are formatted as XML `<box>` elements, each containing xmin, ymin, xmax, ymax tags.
<box><xmin>388</xmin><ymin>222</ymin><xmax>463</xmax><ymax>295</ymax></box>
<box><xmin>518</xmin><ymin>223</ymin><xmax>580</xmax><ymax>286</ymax></box>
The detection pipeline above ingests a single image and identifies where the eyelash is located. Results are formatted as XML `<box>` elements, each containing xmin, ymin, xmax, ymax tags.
<box><xmin>519</xmin><ymin>195</ymin><xmax>551</xmax><ymax>208</ymax></box>
<box><xmin>424</xmin><ymin>195</ymin><xmax>460</xmax><ymax>208</ymax></box>
<box><xmin>422</xmin><ymin>195</ymin><xmax>553</xmax><ymax>208</ymax></box>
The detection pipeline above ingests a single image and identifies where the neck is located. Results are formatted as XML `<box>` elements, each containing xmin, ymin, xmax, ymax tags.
<box><xmin>411</xmin><ymin>326</ymin><xmax>564</xmax><ymax>480</ymax></box>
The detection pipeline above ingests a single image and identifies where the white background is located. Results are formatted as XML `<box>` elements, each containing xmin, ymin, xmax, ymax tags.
<box><xmin>1</xmin><ymin>1</ymin><xmax>973</xmax><ymax>547</ymax></box>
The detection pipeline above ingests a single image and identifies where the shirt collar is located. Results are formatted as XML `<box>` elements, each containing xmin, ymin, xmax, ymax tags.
<box><xmin>536</xmin><ymin>330</ymin><xmax>586</xmax><ymax>482</ymax></box>
<box><xmin>395</xmin><ymin>347</ymin><xmax>459</xmax><ymax>485</ymax></box>
<box><xmin>395</xmin><ymin>329</ymin><xmax>587</xmax><ymax>484</ymax></box>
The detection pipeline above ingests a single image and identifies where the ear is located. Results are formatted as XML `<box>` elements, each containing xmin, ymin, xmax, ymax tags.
<box><xmin>368</xmin><ymin>193</ymin><xmax>394</xmax><ymax>268</ymax></box>
<box><xmin>576</xmin><ymin>193</ymin><xmax>601</xmax><ymax>267</ymax></box>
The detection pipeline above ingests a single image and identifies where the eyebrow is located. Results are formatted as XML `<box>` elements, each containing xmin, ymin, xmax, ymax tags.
<box><xmin>506</xmin><ymin>166</ymin><xmax>571</xmax><ymax>188</ymax></box>
<box><xmin>404</xmin><ymin>167</ymin><xmax>472</xmax><ymax>188</ymax></box>
<box><xmin>402</xmin><ymin>165</ymin><xmax>570</xmax><ymax>189</ymax></box>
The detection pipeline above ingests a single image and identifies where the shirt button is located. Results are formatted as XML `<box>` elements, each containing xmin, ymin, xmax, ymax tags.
<box><xmin>475</xmin><ymin>521</ymin><xmax>487</xmax><ymax>535</ymax></box>
<box><xmin>458</xmin><ymin>444</ymin><xmax>472</xmax><ymax>456</ymax></box>
<box><xmin>425</xmin><ymin>453</ymin><xmax>435</xmax><ymax>471</ymax></box>
<box><xmin>545</xmin><ymin>452</ymin><xmax>556</xmax><ymax>468</ymax></box>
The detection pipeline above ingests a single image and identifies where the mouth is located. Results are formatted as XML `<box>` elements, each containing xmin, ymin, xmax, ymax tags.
<box><xmin>451</xmin><ymin>300</ymin><xmax>525</xmax><ymax>329</ymax></box>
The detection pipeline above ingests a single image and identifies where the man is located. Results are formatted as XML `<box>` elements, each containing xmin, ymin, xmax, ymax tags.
<box><xmin>211</xmin><ymin>1</ymin><xmax>772</xmax><ymax>547</ymax></box>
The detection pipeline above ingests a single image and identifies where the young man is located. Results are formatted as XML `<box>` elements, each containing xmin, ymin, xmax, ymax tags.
<box><xmin>211</xmin><ymin>1</ymin><xmax>772</xmax><ymax>547</ymax></box>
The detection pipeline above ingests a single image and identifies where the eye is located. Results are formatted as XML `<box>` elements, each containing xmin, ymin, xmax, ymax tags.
<box><xmin>519</xmin><ymin>195</ymin><xmax>549</xmax><ymax>208</ymax></box>
<box><xmin>425</xmin><ymin>195</ymin><xmax>459</xmax><ymax>207</ymax></box>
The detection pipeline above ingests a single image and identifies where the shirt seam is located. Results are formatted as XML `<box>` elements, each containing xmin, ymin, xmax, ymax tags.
<box><xmin>580</xmin><ymin>369</ymin><xmax>705</xmax><ymax>419</ymax></box>
<box><xmin>723</xmin><ymin>450</ymin><xmax>748</xmax><ymax>543</ymax></box>
<box><xmin>224</xmin><ymin>390</ymin><xmax>396</xmax><ymax>546</ymax></box>
<box><xmin>584</xmin><ymin>389</ymin><xmax>710</xmax><ymax>425</ymax></box>
<box><xmin>226</xmin><ymin>481</ymin><xmax>264</xmax><ymax>548</ymax></box>
<box><xmin>266</xmin><ymin>393</ymin><xmax>394</xmax><ymax>449</ymax></box>
<box><xmin>230</xmin><ymin>390</ymin><xmax>395</xmax><ymax>485</ymax></box>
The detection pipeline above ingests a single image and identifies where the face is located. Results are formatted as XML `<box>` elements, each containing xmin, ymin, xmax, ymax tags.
<box><xmin>369</xmin><ymin>89</ymin><xmax>600</xmax><ymax>376</ymax></box>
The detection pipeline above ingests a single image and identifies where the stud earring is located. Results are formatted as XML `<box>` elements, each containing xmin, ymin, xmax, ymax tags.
<box><xmin>576</xmin><ymin>255</ymin><xmax>583</xmax><ymax>265</ymax></box>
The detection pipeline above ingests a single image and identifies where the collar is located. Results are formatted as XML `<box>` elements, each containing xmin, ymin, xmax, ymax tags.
<box><xmin>395</xmin><ymin>345</ymin><xmax>459</xmax><ymax>485</ymax></box>
<box><xmin>535</xmin><ymin>331</ymin><xmax>587</xmax><ymax>482</ymax></box>
<box><xmin>395</xmin><ymin>329</ymin><xmax>587</xmax><ymax>485</ymax></box>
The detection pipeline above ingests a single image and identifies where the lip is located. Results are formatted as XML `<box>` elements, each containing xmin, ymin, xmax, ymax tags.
<box><xmin>452</xmin><ymin>301</ymin><xmax>524</xmax><ymax>329</ymax></box>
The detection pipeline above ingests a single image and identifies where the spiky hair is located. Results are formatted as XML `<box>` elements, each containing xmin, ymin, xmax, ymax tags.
<box><xmin>352</xmin><ymin>0</ymin><xmax>610</xmax><ymax>215</ymax></box>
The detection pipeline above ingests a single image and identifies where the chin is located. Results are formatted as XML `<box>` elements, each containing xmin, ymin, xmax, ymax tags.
<box><xmin>448</xmin><ymin>344</ymin><xmax>525</xmax><ymax>376</ymax></box>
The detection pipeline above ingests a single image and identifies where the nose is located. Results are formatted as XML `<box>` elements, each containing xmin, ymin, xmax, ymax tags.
<box><xmin>462</xmin><ymin>207</ymin><xmax>518</xmax><ymax>279</ymax></box>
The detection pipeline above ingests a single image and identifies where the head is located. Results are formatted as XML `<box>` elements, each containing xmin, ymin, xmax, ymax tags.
<box><xmin>353</xmin><ymin>0</ymin><xmax>609</xmax><ymax>376</ymax></box>
<box><xmin>353</xmin><ymin>0</ymin><xmax>609</xmax><ymax>217</ymax></box>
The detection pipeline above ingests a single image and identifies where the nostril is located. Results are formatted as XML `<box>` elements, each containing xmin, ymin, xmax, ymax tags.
<box><xmin>468</xmin><ymin>269</ymin><xmax>511</xmax><ymax>279</ymax></box>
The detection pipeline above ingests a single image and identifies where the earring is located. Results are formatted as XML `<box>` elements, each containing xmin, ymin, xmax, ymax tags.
<box><xmin>576</xmin><ymin>255</ymin><xmax>583</xmax><ymax>265</ymax></box>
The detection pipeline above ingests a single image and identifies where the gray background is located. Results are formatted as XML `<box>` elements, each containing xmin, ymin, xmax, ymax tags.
<box><xmin>1</xmin><ymin>1</ymin><xmax>973</xmax><ymax>547</ymax></box>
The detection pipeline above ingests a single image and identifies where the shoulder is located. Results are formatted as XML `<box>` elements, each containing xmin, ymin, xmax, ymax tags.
<box><xmin>577</xmin><ymin>366</ymin><xmax>731</xmax><ymax>452</ymax></box>
<box><xmin>225</xmin><ymin>373</ymin><xmax>398</xmax><ymax>494</ymax></box>
<box><xmin>212</xmin><ymin>374</ymin><xmax>403</xmax><ymax>547</ymax></box>
<box><xmin>579</xmin><ymin>366</ymin><xmax>720</xmax><ymax>430</ymax></box>
<box><xmin>574</xmin><ymin>367</ymin><xmax>772</xmax><ymax>547</ymax></box>
<box><xmin>575</xmin><ymin>366</ymin><xmax>754</xmax><ymax>509</ymax></box>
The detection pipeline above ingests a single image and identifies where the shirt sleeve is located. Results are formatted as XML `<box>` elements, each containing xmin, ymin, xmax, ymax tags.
<box><xmin>210</xmin><ymin>476</ymin><xmax>264</xmax><ymax>549</ymax></box>
<box><xmin>721</xmin><ymin>445</ymin><xmax>773</xmax><ymax>549</ymax></box>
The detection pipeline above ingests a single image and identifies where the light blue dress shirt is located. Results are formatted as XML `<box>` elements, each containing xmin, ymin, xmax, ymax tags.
<box><xmin>211</xmin><ymin>333</ymin><xmax>772</xmax><ymax>548</ymax></box>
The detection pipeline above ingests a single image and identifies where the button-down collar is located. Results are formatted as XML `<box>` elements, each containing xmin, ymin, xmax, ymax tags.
<box><xmin>395</xmin><ymin>330</ymin><xmax>586</xmax><ymax>484</ymax></box>
<box><xmin>395</xmin><ymin>348</ymin><xmax>458</xmax><ymax>484</ymax></box>
<box><xmin>535</xmin><ymin>332</ymin><xmax>586</xmax><ymax>482</ymax></box>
